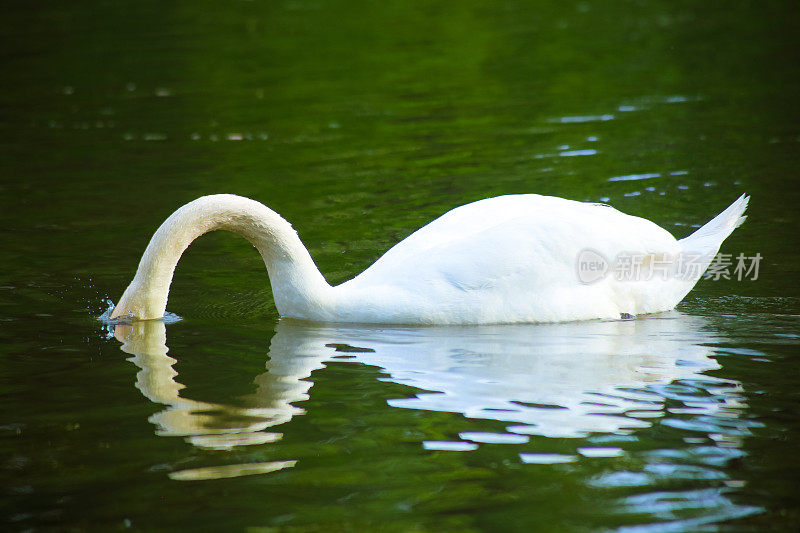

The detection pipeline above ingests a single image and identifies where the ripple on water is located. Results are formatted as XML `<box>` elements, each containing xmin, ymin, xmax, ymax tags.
<box><xmin>458</xmin><ymin>431</ymin><xmax>529</xmax><ymax>444</ymax></box>
<box><xmin>616</xmin><ymin>488</ymin><xmax>762</xmax><ymax>531</ymax></box>
<box><xmin>644</xmin><ymin>446</ymin><xmax>747</xmax><ymax>467</ymax></box>
<box><xmin>168</xmin><ymin>460</ymin><xmax>296</xmax><ymax>481</ymax></box>
<box><xmin>550</xmin><ymin>113</ymin><xmax>615</xmax><ymax>123</ymax></box>
<box><xmin>560</xmin><ymin>149</ymin><xmax>598</xmax><ymax>157</ymax></box>
<box><xmin>609</xmin><ymin>173</ymin><xmax>660</xmax><ymax>182</ymax></box>
<box><xmin>577</xmin><ymin>447</ymin><xmax>625</xmax><ymax>458</ymax></box>
<box><xmin>422</xmin><ymin>440</ymin><xmax>478</xmax><ymax>452</ymax></box>
<box><xmin>519</xmin><ymin>453</ymin><xmax>578</xmax><ymax>464</ymax></box>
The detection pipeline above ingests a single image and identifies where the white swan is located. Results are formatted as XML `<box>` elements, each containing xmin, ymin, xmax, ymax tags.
<box><xmin>109</xmin><ymin>193</ymin><xmax>748</xmax><ymax>324</ymax></box>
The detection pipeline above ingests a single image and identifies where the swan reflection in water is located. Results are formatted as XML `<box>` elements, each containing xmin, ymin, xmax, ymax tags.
<box><xmin>113</xmin><ymin>312</ymin><xmax>749</xmax><ymax>480</ymax></box>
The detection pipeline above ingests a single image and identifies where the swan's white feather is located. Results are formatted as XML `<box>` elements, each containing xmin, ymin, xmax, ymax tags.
<box><xmin>333</xmin><ymin>194</ymin><xmax>684</xmax><ymax>323</ymax></box>
<box><xmin>111</xmin><ymin>193</ymin><xmax>748</xmax><ymax>325</ymax></box>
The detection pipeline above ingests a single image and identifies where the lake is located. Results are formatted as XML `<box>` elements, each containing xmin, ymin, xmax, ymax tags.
<box><xmin>1</xmin><ymin>0</ymin><xmax>799</xmax><ymax>530</ymax></box>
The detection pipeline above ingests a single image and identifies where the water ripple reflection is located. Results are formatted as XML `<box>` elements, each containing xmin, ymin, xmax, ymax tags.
<box><xmin>114</xmin><ymin>313</ymin><xmax>743</xmax><ymax>449</ymax></box>
<box><xmin>113</xmin><ymin>312</ymin><xmax>760</xmax><ymax>525</ymax></box>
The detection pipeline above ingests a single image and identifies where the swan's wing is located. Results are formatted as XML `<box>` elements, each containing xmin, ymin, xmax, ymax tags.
<box><xmin>338</xmin><ymin>194</ymin><xmax>683</xmax><ymax>322</ymax></box>
<box><xmin>351</xmin><ymin>194</ymin><xmax>679</xmax><ymax>289</ymax></box>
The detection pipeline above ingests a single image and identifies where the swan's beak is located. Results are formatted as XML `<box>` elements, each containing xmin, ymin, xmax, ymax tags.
<box><xmin>108</xmin><ymin>280</ymin><xmax>167</xmax><ymax>322</ymax></box>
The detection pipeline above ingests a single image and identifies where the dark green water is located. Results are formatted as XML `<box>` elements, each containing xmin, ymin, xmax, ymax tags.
<box><xmin>2</xmin><ymin>0</ymin><xmax>799</xmax><ymax>530</ymax></box>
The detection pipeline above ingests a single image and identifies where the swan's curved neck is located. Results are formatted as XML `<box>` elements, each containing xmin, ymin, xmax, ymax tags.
<box><xmin>110</xmin><ymin>194</ymin><xmax>332</xmax><ymax>321</ymax></box>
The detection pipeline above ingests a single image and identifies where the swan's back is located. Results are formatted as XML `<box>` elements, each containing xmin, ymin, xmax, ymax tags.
<box><xmin>365</xmin><ymin>194</ymin><xmax>676</xmax><ymax>267</ymax></box>
<box><xmin>336</xmin><ymin>195</ymin><xmax>686</xmax><ymax>324</ymax></box>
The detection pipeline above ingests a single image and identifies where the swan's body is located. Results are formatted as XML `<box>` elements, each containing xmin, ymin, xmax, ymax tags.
<box><xmin>110</xmin><ymin>193</ymin><xmax>748</xmax><ymax>324</ymax></box>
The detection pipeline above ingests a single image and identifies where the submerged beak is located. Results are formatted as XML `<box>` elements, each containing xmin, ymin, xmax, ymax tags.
<box><xmin>108</xmin><ymin>294</ymin><xmax>130</xmax><ymax>321</ymax></box>
<box><xmin>108</xmin><ymin>284</ymin><xmax>138</xmax><ymax>321</ymax></box>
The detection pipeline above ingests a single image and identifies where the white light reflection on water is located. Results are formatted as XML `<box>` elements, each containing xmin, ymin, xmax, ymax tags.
<box><xmin>560</xmin><ymin>148</ymin><xmax>598</xmax><ymax>157</ymax></box>
<box><xmin>123</xmin><ymin>317</ymin><xmax>721</xmax><ymax>439</ymax></box>
<box><xmin>114</xmin><ymin>314</ymin><xmax>750</xmax><ymax>445</ymax></box>
<box><xmin>609</xmin><ymin>173</ymin><xmax>661</xmax><ymax>182</ymax></box>
<box><xmin>550</xmin><ymin>114</ymin><xmax>615</xmax><ymax>123</ymax></box>
<box><xmin>112</xmin><ymin>312</ymin><xmax>763</xmax><ymax>524</ymax></box>
<box><xmin>114</xmin><ymin>312</ymin><xmax>752</xmax><ymax>460</ymax></box>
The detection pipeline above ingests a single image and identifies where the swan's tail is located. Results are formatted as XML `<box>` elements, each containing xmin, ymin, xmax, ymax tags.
<box><xmin>677</xmin><ymin>194</ymin><xmax>749</xmax><ymax>278</ymax></box>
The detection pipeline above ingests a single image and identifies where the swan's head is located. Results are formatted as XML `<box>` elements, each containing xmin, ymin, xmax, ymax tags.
<box><xmin>109</xmin><ymin>279</ymin><xmax>168</xmax><ymax>322</ymax></box>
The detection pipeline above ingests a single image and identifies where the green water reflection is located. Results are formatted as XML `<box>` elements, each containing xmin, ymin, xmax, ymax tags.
<box><xmin>1</xmin><ymin>0</ymin><xmax>799</xmax><ymax>531</ymax></box>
